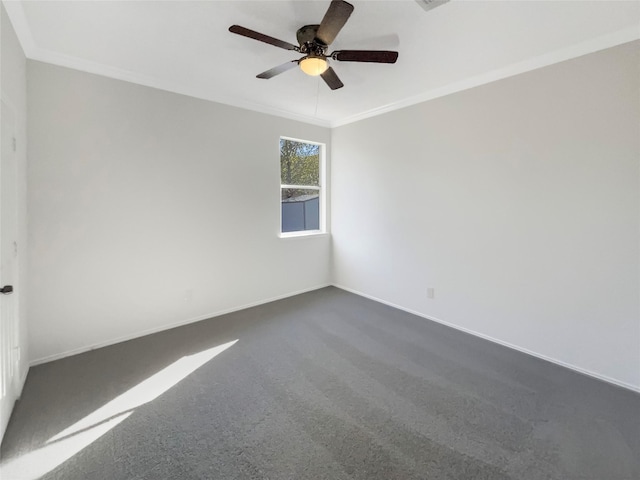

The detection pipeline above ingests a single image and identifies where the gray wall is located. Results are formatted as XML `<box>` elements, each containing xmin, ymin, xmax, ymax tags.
<box><xmin>1</xmin><ymin>3</ymin><xmax>29</xmax><ymax>393</ymax></box>
<box><xmin>332</xmin><ymin>41</ymin><xmax>640</xmax><ymax>389</ymax></box>
<box><xmin>27</xmin><ymin>61</ymin><xmax>331</xmax><ymax>363</ymax></box>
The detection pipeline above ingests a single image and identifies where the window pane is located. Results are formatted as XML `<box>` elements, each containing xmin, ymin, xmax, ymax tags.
<box><xmin>281</xmin><ymin>188</ymin><xmax>320</xmax><ymax>232</ymax></box>
<box><xmin>280</xmin><ymin>139</ymin><xmax>319</xmax><ymax>186</ymax></box>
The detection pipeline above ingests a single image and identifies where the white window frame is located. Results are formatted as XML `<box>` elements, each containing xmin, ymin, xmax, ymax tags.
<box><xmin>279</xmin><ymin>136</ymin><xmax>326</xmax><ymax>238</ymax></box>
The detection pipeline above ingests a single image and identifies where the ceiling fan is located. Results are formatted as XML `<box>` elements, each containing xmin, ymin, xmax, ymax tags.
<box><xmin>229</xmin><ymin>0</ymin><xmax>398</xmax><ymax>90</ymax></box>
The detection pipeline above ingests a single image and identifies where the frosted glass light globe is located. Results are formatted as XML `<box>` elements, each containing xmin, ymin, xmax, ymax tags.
<box><xmin>299</xmin><ymin>57</ymin><xmax>328</xmax><ymax>76</ymax></box>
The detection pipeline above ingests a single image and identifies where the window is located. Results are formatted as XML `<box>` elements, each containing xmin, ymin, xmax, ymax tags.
<box><xmin>280</xmin><ymin>137</ymin><xmax>325</xmax><ymax>235</ymax></box>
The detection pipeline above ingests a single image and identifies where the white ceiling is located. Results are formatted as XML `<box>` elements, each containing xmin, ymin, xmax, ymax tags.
<box><xmin>4</xmin><ymin>0</ymin><xmax>640</xmax><ymax>127</ymax></box>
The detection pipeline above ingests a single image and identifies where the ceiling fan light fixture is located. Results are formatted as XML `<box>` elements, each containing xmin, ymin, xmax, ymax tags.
<box><xmin>299</xmin><ymin>56</ymin><xmax>328</xmax><ymax>76</ymax></box>
<box><xmin>229</xmin><ymin>0</ymin><xmax>397</xmax><ymax>90</ymax></box>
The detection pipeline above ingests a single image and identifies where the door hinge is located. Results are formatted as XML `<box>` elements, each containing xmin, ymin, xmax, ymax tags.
<box><xmin>12</xmin><ymin>137</ymin><xmax>16</xmax><ymax>152</ymax></box>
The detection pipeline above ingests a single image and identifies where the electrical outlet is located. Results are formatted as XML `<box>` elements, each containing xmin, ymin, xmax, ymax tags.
<box><xmin>184</xmin><ymin>289</ymin><xmax>194</xmax><ymax>302</ymax></box>
<box><xmin>427</xmin><ymin>288</ymin><xmax>435</xmax><ymax>299</ymax></box>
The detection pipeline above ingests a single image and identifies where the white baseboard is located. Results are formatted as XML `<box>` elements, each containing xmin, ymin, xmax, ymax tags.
<box><xmin>332</xmin><ymin>284</ymin><xmax>640</xmax><ymax>394</ymax></box>
<box><xmin>28</xmin><ymin>282</ymin><xmax>640</xmax><ymax>394</ymax></box>
<box><xmin>29</xmin><ymin>284</ymin><xmax>331</xmax><ymax>367</ymax></box>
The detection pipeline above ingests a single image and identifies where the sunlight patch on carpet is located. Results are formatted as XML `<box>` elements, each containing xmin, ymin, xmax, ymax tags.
<box><xmin>0</xmin><ymin>339</ymin><xmax>238</xmax><ymax>480</ymax></box>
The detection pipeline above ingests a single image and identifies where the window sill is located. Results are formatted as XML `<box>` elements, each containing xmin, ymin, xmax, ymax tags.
<box><xmin>279</xmin><ymin>231</ymin><xmax>329</xmax><ymax>239</ymax></box>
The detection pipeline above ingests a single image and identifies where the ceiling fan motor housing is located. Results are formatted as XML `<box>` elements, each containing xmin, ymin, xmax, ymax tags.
<box><xmin>297</xmin><ymin>25</ymin><xmax>328</xmax><ymax>56</ymax></box>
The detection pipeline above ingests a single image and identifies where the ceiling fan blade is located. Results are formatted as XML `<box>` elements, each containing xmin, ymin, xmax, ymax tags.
<box><xmin>320</xmin><ymin>67</ymin><xmax>344</xmax><ymax>90</ymax></box>
<box><xmin>257</xmin><ymin>61</ymin><xmax>299</xmax><ymax>79</ymax></box>
<box><xmin>229</xmin><ymin>25</ymin><xmax>298</xmax><ymax>51</ymax></box>
<box><xmin>333</xmin><ymin>50</ymin><xmax>399</xmax><ymax>63</ymax></box>
<box><xmin>315</xmin><ymin>0</ymin><xmax>354</xmax><ymax>46</ymax></box>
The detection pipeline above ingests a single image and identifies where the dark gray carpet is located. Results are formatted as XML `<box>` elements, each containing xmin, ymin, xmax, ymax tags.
<box><xmin>1</xmin><ymin>287</ymin><xmax>639</xmax><ymax>479</ymax></box>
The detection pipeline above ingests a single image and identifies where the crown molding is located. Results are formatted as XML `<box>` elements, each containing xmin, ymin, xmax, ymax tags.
<box><xmin>29</xmin><ymin>46</ymin><xmax>333</xmax><ymax>128</ymax></box>
<box><xmin>4</xmin><ymin>0</ymin><xmax>638</xmax><ymax>130</ymax></box>
<box><xmin>330</xmin><ymin>25</ymin><xmax>640</xmax><ymax>128</ymax></box>
<box><xmin>2</xmin><ymin>1</ymin><xmax>332</xmax><ymax>128</ymax></box>
<box><xmin>2</xmin><ymin>0</ymin><xmax>36</xmax><ymax>56</ymax></box>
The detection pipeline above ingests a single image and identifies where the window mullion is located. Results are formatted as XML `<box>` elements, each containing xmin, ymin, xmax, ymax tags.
<box><xmin>280</xmin><ymin>184</ymin><xmax>320</xmax><ymax>190</ymax></box>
